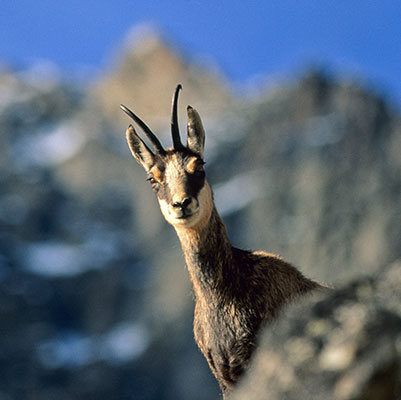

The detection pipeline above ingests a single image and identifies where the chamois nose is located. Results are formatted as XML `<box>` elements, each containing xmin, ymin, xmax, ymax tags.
<box><xmin>172</xmin><ymin>197</ymin><xmax>192</xmax><ymax>210</ymax></box>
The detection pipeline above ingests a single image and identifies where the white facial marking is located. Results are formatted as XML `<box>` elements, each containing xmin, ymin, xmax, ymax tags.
<box><xmin>158</xmin><ymin>182</ymin><xmax>212</xmax><ymax>228</ymax></box>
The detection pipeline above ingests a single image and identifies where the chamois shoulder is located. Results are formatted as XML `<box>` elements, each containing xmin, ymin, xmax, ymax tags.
<box><xmin>235</xmin><ymin>248</ymin><xmax>323</xmax><ymax>299</ymax></box>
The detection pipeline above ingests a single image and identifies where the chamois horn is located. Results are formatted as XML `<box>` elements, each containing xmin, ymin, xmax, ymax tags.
<box><xmin>171</xmin><ymin>84</ymin><xmax>184</xmax><ymax>150</ymax></box>
<box><xmin>120</xmin><ymin>104</ymin><xmax>166</xmax><ymax>155</ymax></box>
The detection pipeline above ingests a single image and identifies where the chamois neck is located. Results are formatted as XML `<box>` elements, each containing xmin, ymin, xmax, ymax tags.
<box><xmin>174</xmin><ymin>206</ymin><xmax>233</xmax><ymax>293</ymax></box>
<box><xmin>175</xmin><ymin>206</ymin><xmax>231</xmax><ymax>253</ymax></box>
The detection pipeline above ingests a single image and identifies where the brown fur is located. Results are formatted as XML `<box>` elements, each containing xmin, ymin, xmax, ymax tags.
<box><xmin>175</xmin><ymin>204</ymin><xmax>322</xmax><ymax>395</ymax></box>
<box><xmin>122</xmin><ymin>88</ymin><xmax>325</xmax><ymax>397</ymax></box>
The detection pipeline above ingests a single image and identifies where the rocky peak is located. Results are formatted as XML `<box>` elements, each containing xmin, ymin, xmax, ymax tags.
<box><xmin>90</xmin><ymin>27</ymin><xmax>236</xmax><ymax>137</ymax></box>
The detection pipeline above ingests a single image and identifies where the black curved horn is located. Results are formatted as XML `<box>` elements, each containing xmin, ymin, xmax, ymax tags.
<box><xmin>171</xmin><ymin>84</ymin><xmax>184</xmax><ymax>150</ymax></box>
<box><xmin>120</xmin><ymin>104</ymin><xmax>166</xmax><ymax>155</ymax></box>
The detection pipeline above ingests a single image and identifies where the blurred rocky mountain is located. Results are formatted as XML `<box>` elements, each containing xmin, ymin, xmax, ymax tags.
<box><xmin>0</xmin><ymin>30</ymin><xmax>400</xmax><ymax>400</ymax></box>
<box><xmin>90</xmin><ymin>29</ymin><xmax>237</xmax><ymax>132</ymax></box>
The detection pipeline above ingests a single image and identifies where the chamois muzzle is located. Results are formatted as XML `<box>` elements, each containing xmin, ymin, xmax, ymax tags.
<box><xmin>172</xmin><ymin>197</ymin><xmax>193</xmax><ymax>211</ymax></box>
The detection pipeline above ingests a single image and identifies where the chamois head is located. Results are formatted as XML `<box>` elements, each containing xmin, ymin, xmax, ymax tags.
<box><xmin>121</xmin><ymin>85</ymin><xmax>212</xmax><ymax>228</ymax></box>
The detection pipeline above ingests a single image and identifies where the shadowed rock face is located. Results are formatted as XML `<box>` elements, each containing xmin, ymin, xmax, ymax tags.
<box><xmin>230</xmin><ymin>261</ymin><xmax>401</xmax><ymax>400</ymax></box>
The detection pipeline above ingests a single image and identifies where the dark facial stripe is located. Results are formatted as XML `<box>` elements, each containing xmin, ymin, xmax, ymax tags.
<box><xmin>184</xmin><ymin>170</ymin><xmax>205</xmax><ymax>199</ymax></box>
<box><xmin>156</xmin><ymin>178</ymin><xmax>172</xmax><ymax>202</ymax></box>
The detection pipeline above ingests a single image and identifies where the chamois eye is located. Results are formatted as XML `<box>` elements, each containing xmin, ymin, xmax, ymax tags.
<box><xmin>195</xmin><ymin>161</ymin><xmax>205</xmax><ymax>173</ymax></box>
<box><xmin>147</xmin><ymin>176</ymin><xmax>159</xmax><ymax>187</ymax></box>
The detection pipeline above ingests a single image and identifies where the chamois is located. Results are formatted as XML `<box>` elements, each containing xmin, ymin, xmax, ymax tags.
<box><xmin>121</xmin><ymin>85</ymin><xmax>324</xmax><ymax>396</ymax></box>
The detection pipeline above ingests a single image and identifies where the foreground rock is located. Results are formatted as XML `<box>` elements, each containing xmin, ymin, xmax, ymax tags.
<box><xmin>231</xmin><ymin>261</ymin><xmax>401</xmax><ymax>400</ymax></box>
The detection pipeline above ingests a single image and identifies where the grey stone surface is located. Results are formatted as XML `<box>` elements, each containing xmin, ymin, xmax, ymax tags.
<box><xmin>231</xmin><ymin>261</ymin><xmax>401</xmax><ymax>400</ymax></box>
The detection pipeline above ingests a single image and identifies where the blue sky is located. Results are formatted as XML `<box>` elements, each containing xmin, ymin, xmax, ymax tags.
<box><xmin>1</xmin><ymin>1</ymin><xmax>400</xmax><ymax>104</ymax></box>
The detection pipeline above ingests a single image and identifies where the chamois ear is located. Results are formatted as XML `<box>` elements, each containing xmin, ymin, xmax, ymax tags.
<box><xmin>126</xmin><ymin>125</ymin><xmax>155</xmax><ymax>171</ymax></box>
<box><xmin>187</xmin><ymin>106</ymin><xmax>205</xmax><ymax>158</ymax></box>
